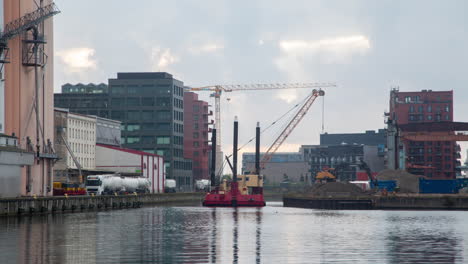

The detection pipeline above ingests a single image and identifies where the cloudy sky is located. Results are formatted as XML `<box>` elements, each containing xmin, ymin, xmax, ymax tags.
<box><xmin>54</xmin><ymin>0</ymin><xmax>468</xmax><ymax>161</ymax></box>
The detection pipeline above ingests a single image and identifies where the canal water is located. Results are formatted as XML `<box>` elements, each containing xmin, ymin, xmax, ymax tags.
<box><xmin>1</xmin><ymin>202</ymin><xmax>468</xmax><ymax>263</ymax></box>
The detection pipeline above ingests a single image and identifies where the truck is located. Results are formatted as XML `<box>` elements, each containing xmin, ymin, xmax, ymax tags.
<box><xmin>195</xmin><ymin>179</ymin><xmax>211</xmax><ymax>192</ymax></box>
<box><xmin>164</xmin><ymin>179</ymin><xmax>177</xmax><ymax>193</ymax></box>
<box><xmin>86</xmin><ymin>174</ymin><xmax>150</xmax><ymax>195</ymax></box>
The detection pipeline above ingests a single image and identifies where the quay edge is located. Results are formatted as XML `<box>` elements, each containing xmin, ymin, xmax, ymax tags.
<box><xmin>0</xmin><ymin>193</ymin><xmax>204</xmax><ymax>217</ymax></box>
<box><xmin>283</xmin><ymin>194</ymin><xmax>468</xmax><ymax>210</ymax></box>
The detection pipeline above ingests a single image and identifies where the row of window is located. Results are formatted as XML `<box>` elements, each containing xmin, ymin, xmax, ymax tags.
<box><xmin>409</xmin><ymin>105</ymin><xmax>450</xmax><ymax>113</ymax></box>
<box><xmin>174</xmin><ymin>98</ymin><xmax>183</xmax><ymax>109</ymax></box>
<box><xmin>111</xmin><ymin>85</ymin><xmax>172</xmax><ymax>95</ymax></box>
<box><xmin>174</xmin><ymin>123</ymin><xmax>183</xmax><ymax>133</ymax></box>
<box><xmin>174</xmin><ymin>86</ymin><xmax>184</xmax><ymax>97</ymax></box>
<box><xmin>124</xmin><ymin>123</ymin><xmax>171</xmax><ymax>132</ymax></box>
<box><xmin>174</xmin><ymin>111</ymin><xmax>183</xmax><ymax>121</ymax></box>
<box><xmin>308</xmin><ymin>156</ymin><xmax>363</xmax><ymax>164</ymax></box>
<box><xmin>408</xmin><ymin>114</ymin><xmax>450</xmax><ymax>122</ymax></box>
<box><xmin>111</xmin><ymin>97</ymin><xmax>171</xmax><ymax>107</ymax></box>
<box><xmin>111</xmin><ymin>110</ymin><xmax>171</xmax><ymax>121</ymax></box>
<box><xmin>173</xmin><ymin>160</ymin><xmax>192</xmax><ymax>170</ymax></box>
<box><xmin>122</xmin><ymin>136</ymin><xmax>171</xmax><ymax>145</ymax></box>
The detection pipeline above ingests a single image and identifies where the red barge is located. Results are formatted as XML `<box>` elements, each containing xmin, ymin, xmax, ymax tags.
<box><xmin>203</xmin><ymin>118</ymin><xmax>266</xmax><ymax>207</ymax></box>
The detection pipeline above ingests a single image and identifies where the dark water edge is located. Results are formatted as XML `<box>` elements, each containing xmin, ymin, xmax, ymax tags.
<box><xmin>1</xmin><ymin>202</ymin><xmax>468</xmax><ymax>263</ymax></box>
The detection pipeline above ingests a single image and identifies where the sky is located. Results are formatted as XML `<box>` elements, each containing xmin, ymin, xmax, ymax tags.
<box><xmin>53</xmin><ymin>0</ymin><xmax>468</xmax><ymax>163</ymax></box>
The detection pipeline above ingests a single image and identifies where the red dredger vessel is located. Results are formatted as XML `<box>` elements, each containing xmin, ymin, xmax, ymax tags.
<box><xmin>203</xmin><ymin>118</ymin><xmax>266</xmax><ymax>207</ymax></box>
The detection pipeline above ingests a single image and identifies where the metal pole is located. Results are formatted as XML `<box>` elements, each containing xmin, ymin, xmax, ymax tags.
<box><xmin>233</xmin><ymin>116</ymin><xmax>238</xmax><ymax>182</ymax></box>
<box><xmin>255</xmin><ymin>122</ymin><xmax>260</xmax><ymax>175</ymax></box>
<box><xmin>211</xmin><ymin>128</ymin><xmax>217</xmax><ymax>188</ymax></box>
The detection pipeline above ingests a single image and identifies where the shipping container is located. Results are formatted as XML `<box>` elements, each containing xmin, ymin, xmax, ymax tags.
<box><xmin>419</xmin><ymin>179</ymin><xmax>458</xmax><ymax>194</ymax></box>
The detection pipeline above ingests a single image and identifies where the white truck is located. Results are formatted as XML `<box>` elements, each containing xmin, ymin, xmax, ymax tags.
<box><xmin>86</xmin><ymin>174</ymin><xmax>150</xmax><ymax>195</ymax></box>
<box><xmin>164</xmin><ymin>179</ymin><xmax>177</xmax><ymax>193</ymax></box>
<box><xmin>195</xmin><ymin>179</ymin><xmax>211</xmax><ymax>192</ymax></box>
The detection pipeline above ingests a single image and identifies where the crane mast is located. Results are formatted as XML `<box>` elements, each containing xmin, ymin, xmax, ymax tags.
<box><xmin>186</xmin><ymin>82</ymin><xmax>335</xmax><ymax>175</ymax></box>
<box><xmin>260</xmin><ymin>89</ymin><xmax>325</xmax><ymax>168</ymax></box>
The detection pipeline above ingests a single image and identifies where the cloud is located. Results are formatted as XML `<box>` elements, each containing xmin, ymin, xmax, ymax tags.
<box><xmin>188</xmin><ymin>43</ymin><xmax>224</xmax><ymax>54</ymax></box>
<box><xmin>56</xmin><ymin>47</ymin><xmax>97</xmax><ymax>73</ymax></box>
<box><xmin>274</xmin><ymin>35</ymin><xmax>371</xmax><ymax>98</ymax></box>
<box><xmin>279</xmin><ymin>35</ymin><xmax>371</xmax><ymax>58</ymax></box>
<box><xmin>150</xmin><ymin>47</ymin><xmax>179</xmax><ymax>71</ymax></box>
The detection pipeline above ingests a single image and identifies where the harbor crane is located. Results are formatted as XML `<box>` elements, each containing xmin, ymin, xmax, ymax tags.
<box><xmin>186</xmin><ymin>82</ymin><xmax>336</xmax><ymax>172</ymax></box>
<box><xmin>260</xmin><ymin>88</ymin><xmax>325</xmax><ymax>169</ymax></box>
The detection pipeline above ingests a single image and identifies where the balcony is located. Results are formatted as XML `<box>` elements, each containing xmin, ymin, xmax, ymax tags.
<box><xmin>203</xmin><ymin>110</ymin><xmax>213</xmax><ymax>116</ymax></box>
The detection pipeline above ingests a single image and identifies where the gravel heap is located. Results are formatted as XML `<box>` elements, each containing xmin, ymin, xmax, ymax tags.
<box><xmin>376</xmin><ymin>169</ymin><xmax>421</xmax><ymax>193</ymax></box>
<box><xmin>309</xmin><ymin>182</ymin><xmax>366</xmax><ymax>197</ymax></box>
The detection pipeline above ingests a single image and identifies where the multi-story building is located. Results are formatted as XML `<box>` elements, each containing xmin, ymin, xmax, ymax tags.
<box><xmin>183</xmin><ymin>92</ymin><xmax>212</xmax><ymax>181</ymax></box>
<box><xmin>54</xmin><ymin>72</ymin><xmax>193</xmax><ymax>190</ymax></box>
<box><xmin>388</xmin><ymin>88</ymin><xmax>458</xmax><ymax>178</ymax></box>
<box><xmin>54</xmin><ymin>108</ymin><xmax>122</xmax><ymax>182</ymax></box>
<box><xmin>54</xmin><ymin>108</ymin><xmax>97</xmax><ymax>183</ymax></box>
<box><xmin>3</xmin><ymin>0</ymin><xmax>57</xmax><ymax>196</ymax></box>
<box><xmin>242</xmin><ymin>152</ymin><xmax>310</xmax><ymax>183</ymax></box>
<box><xmin>61</xmin><ymin>83</ymin><xmax>108</xmax><ymax>94</ymax></box>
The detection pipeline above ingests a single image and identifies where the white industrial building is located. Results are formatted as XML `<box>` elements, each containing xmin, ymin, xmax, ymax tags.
<box><xmin>96</xmin><ymin>144</ymin><xmax>165</xmax><ymax>193</ymax></box>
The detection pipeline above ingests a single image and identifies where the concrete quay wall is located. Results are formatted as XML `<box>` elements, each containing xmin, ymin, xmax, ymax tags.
<box><xmin>284</xmin><ymin>194</ymin><xmax>468</xmax><ymax>210</ymax></box>
<box><xmin>0</xmin><ymin>193</ymin><xmax>203</xmax><ymax>216</ymax></box>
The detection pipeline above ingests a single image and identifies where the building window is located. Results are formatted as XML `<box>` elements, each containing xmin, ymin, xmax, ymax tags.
<box><xmin>157</xmin><ymin>123</ymin><xmax>170</xmax><ymax>131</ymax></box>
<box><xmin>142</xmin><ymin>111</ymin><xmax>153</xmax><ymax>120</ymax></box>
<box><xmin>128</xmin><ymin>85</ymin><xmax>138</xmax><ymax>94</ymax></box>
<box><xmin>427</xmin><ymin>115</ymin><xmax>432</xmax><ymax>121</ymax></box>
<box><xmin>127</xmin><ymin>137</ymin><xmax>140</xmax><ymax>144</ymax></box>
<box><xmin>111</xmin><ymin>111</ymin><xmax>125</xmax><ymax>120</ymax></box>
<box><xmin>405</xmin><ymin>96</ymin><xmax>411</xmax><ymax>103</ymax></box>
<box><xmin>156</xmin><ymin>136</ymin><xmax>170</xmax><ymax>144</ymax></box>
<box><xmin>128</xmin><ymin>111</ymin><xmax>140</xmax><ymax>120</ymax></box>
<box><xmin>142</xmin><ymin>98</ymin><xmax>155</xmax><ymax>106</ymax></box>
<box><xmin>194</xmin><ymin>114</ymin><xmax>199</xmax><ymax>121</ymax></box>
<box><xmin>193</xmin><ymin>105</ymin><xmax>200</xmax><ymax>112</ymax></box>
<box><xmin>194</xmin><ymin>151</ymin><xmax>199</xmax><ymax>156</ymax></box>
<box><xmin>409</xmin><ymin>106</ymin><xmax>415</xmax><ymax>113</ymax></box>
<box><xmin>427</xmin><ymin>105</ymin><xmax>432</xmax><ymax>112</ymax></box>
<box><xmin>111</xmin><ymin>98</ymin><xmax>125</xmax><ymax>106</ymax></box>
<box><xmin>193</xmin><ymin>132</ymin><xmax>199</xmax><ymax>139</ymax></box>
<box><xmin>142</xmin><ymin>136</ymin><xmax>154</xmax><ymax>144</ymax></box>
<box><xmin>445</xmin><ymin>115</ymin><xmax>450</xmax><ymax>121</ymax></box>
<box><xmin>111</xmin><ymin>86</ymin><xmax>125</xmax><ymax>94</ymax></box>
<box><xmin>127</xmin><ymin>98</ymin><xmax>140</xmax><ymax>106</ymax></box>
<box><xmin>193</xmin><ymin>141</ymin><xmax>199</xmax><ymax>147</ymax></box>
<box><xmin>445</xmin><ymin>105</ymin><xmax>450</xmax><ymax>112</ymax></box>
<box><xmin>194</xmin><ymin>123</ymin><xmax>199</xmax><ymax>130</ymax></box>
<box><xmin>156</xmin><ymin>98</ymin><xmax>171</xmax><ymax>107</ymax></box>
<box><xmin>126</xmin><ymin>124</ymin><xmax>140</xmax><ymax>132</ymax></box>
<box><xmin>157</xmin><ymin>111</ymin><xmax>171</xmax><ymax>120</ymax></box>
<box><xmin>418</xmin><ymin>105</ymin><xmax>423</xmax><ymax>113</ymax></box>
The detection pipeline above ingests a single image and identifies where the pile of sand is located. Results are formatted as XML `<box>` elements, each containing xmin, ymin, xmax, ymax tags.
<box><xmin>376</xmin><ymin>169</ymin><xmax>421</xmax><ymax>193</ymax></box>
<box><xmin>309</xmin><ymin>182</ymin><xmax>366</xmax><ymax>197</ymax></box>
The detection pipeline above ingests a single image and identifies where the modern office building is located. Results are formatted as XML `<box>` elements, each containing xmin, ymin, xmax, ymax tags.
<box><xmin>388</xmin><ymin>88</ymin><xmax>459</xmax><ymax>178</ymax></box>
<box><xmin>183</xmin><ymin>91</ymin><xmax>212</xmax><ymax>181</ymax></box>
<box><xmin>54</xmin><ymin>72</ymin><xmax>193</xmax><ymax>190</ymax></box>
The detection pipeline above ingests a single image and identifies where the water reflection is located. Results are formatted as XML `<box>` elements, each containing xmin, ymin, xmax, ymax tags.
<box><xmin>386</xmin><ymin>214</ymin><xmax>461</xmax><ymax>264</ymax></box>
<box><xmin>1</xmin><ymin>205</ymin><xmax>468</xmax><ymax>263</ymax></box>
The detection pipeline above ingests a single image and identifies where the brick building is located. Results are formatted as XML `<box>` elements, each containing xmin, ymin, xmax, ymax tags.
<box><xmin>388</xmin><ymin>88</ymin><xmax>459</xmax><ymax>178</ymax></box>
<box><xmin>183</xmin><ymin>92</ymin><xmax>212</xmax><ymax>181</ymax></box>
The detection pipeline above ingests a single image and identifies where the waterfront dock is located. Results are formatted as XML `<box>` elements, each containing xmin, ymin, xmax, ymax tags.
<box><xmin>283</xmin><ymin>194</ymin><xmax>468</xmax><ymax>210</ymax></box>
<box><xmin>0</xmin><ymin>193</ymin><xmax>204</xmax><ymax>216</ymax></box>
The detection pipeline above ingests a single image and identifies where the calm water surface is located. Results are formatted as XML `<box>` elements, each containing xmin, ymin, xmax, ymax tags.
<box><xmin>1</xmin><ymin>202</ymin><xmax>468</xmax><ymax>263</ymax></box>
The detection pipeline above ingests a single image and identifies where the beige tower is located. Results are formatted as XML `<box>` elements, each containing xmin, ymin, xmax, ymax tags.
<box><xmin>3</xmin><ymin>0</ymin><xmax>57</xmax><ymax>196</ymax></box>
